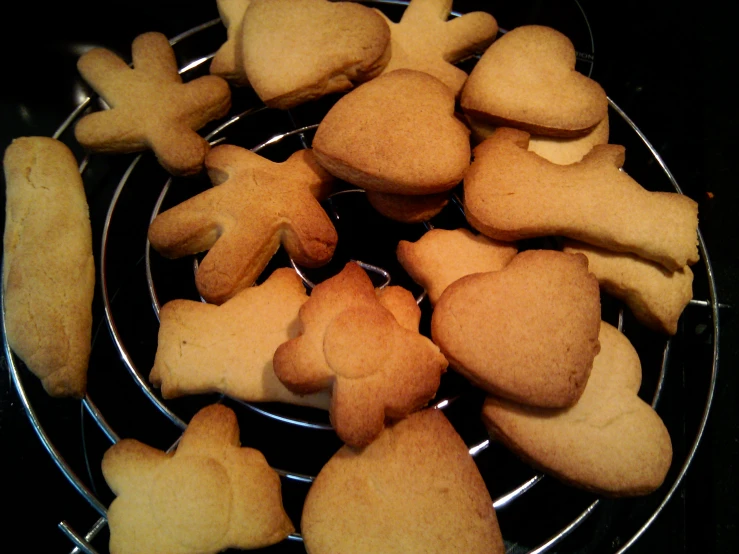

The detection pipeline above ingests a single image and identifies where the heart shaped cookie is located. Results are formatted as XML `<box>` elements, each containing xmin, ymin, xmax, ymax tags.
<box><xmin>301</xmin><ymin>409</ymin><xmax>505</xmax><ymax>554</ymax></box>
<box><xmin>431</xmin><ymin>249</ymin><xmax>601</xmax><ymax>408</ymax></box>
<box><xmin>460</xmin><ymin>25</ymin><xmax>607</xmax><ymax>137</ymax></box>
<box><xmin>482</xmin><ymin>322</ymin><xmax>673</xmax><ymax>497</ymax></box>
<box><xmin>241</xmin><ymin>0</ymin><xmax>391</xmax><ymax>109</ymax></box>
<box><xmin>312</xmin><ymin>69</ymin><xmax>471</xmax><ymax>195</ymax></box>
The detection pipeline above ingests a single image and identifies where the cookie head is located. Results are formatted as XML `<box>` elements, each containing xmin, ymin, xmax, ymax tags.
<box><xmin>461</xmin><ymin>25</ymin><xmax>607</xmax><ymax>136</ymax></box>
<box><xmin>101</xmin><ymin>404</ymin><xmax>294</xmax><ymax>553</ymax></box>
<box><xmin>313</xmin><ymin>69</ymin><xmax>471</xmax><ymax>196</ymax></box>
<box><xmin>431</xmin><ymin>249</ymin><xmax>601</xmax><ymax>408</ymax></box>
<box><xmin>273</xmin><ymin>262</ymin><xmax>448</xmax><ymax>447</ymax></box>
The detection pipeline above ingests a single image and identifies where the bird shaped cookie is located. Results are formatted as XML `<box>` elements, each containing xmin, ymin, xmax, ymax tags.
<box><xmin>102</xmin><ymin>404</ymin><xmax>294</xmax><ymax>554</ymax></box>
<box><xmin>75</xmin><ymin>32</ymin><xmax>231</xmax><ymax>176</ymax></box>
<box><xmin>147</xmin><ymin>147</ymin><xmax>337</xmax><ymax>305</ymax></box>
<box><xmin>273</xmin><ymin>262</ymin><xmax>448</xmax><ymax>447</ymax></box>
<box><xmin>377</xmin><ymin>0</ymin><xmax>498</xmax><ymax>96</ymax></box>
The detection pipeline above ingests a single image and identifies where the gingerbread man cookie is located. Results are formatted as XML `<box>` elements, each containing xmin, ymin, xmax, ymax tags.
<box><xmin>102</xmin><ymin>404</ymin><xmax>294</xmax><ymax>554</ymax></box>
<box><xmin>75</xmin><ymin>32</ymin><xmax>231</xmax><ymax>176</ymax></box>
<box><xmin>148</xmin><ymin>147</ymin><xmax>337</xmax><ymax>305</ymax></box>
<box><xmin>273</xmin><ymin>262</ymin><xmax>448</xmax><ymax>447</ymax></box>
<box><xmin>377</xmin><ymin>0</ymin><xmax>498</xmax><ymax>96</ymax></box>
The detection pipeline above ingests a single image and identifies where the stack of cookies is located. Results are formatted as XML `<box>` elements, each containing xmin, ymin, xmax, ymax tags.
<box><xmin>2</xmin><ymin>0</ymin><xmax>700</xmax><ymax>552</ymax></box>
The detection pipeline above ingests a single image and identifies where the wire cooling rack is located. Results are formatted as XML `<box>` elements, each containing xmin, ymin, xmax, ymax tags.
<box><xmin>1</xmin><ymin>1</ymin><xmax>720</xmax><ymax>553</ymax></box>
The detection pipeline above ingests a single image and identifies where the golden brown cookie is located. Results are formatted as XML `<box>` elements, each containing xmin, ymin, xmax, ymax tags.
<box><xmin>313</xmin><ymin>69</ymin><xmax>471</xmax><ymax>196</ymax></box>
<box><xmin>150</xmin><ymin>268</ymin><xmax>330</xmax><ymax>409</ymax></box>
<box><xmin>273</xmin><ymin>262</ymin><xmax>448</xmax><ymax>447</ymax></box>
<box><xmin>464</xmin><ymin>127</ymin><xmax>700</xmax><ymax>271</ymax></box>
<box><xmin>148</xmin><ymin>147</ymin><xmax>337</xmax><ymax>305</ymax></box>
<box><xmin>3</xmin><ymin>137</ymin><xmax>94</xmax><ymax>398</ymax></box>
<box><xmin>75</xmin><ymin>32</ymin><xmax>231</xmax><ymax>176</ymax></box>
<box><xmin>365</xmin><ymin>190</ymin><xmax>451</xmax><ymax>223</ymax></box>
<box><xmin>377</xmin><ymin>0</ymin><xmax>498</xmax><ymax>96</ymax></box>
<box><xmin>397</xmin><ymin>228</ymin><xmax>517</xmax><ymax>304</ymax></box>
<box><xmin>209</xmin><ymin>0</ymin><xmax>252</xmax><ymax>86</ymax></box>
<box><xmin>563</xmin><ymin>240</ymin><xmax>694</xmax><ymax>335</ymax></box>
<box><xmin>466</xmin><ymin>113</ymin><xmax>610</xmax><ymax>165</ymax></box>
<box><xmin>461</xmin><ymin>25</ymin><xmax>607</xmax><ymax>136</ymax></box>
<box><xmin>302</xmin><ymin>408</ymin><xmax>505</xmax><ymax>554</ymax></box>
<box><xmin>241</xmin><ymin>0</ymin><xmax>391</xmax><ymax>109</ymax></box>
<box><xmin>482</xmin><ymin>322</ymin><xmax>673</xmax><ymax>497</ymax></box>
<box><xmin>431</xmin><ymin>250</ymin><xmax>601</xmax><ymax>408</ymax></box>
<box><xmin>102</xmin><ymin>404</ymin><xmax>294</xmax><ymax>553</ymax></box>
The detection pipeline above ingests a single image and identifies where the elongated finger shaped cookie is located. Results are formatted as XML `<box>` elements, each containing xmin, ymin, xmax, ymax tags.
<box><xmin>431</xmin><ymin>250</ymin><xmax>601</xmax><ymax>408</ymax></box>
<box><xmin>464</xmin><ymin>128</ymin><xmax>699</xmax><ymax>271</ymax></box>
<box><xmin>302</xmin><ymin>409</ymin><xmax>505</xmax><ymax>554</ymax></box>
<box><xmin>377</xmin><ymin>0</ymin><xmax>498</xmax><ymax>96</ymax></box>
<box><xmin>3</xmin><ymin>137</ymin><xmax>95</xmax><ymax>398</ymax></box>
<box><xmin>461</xmin><ymin>25</ymin><xmax>607</xmax><ymax>136</ymax></box>
<box><xmin>242</xmin><ymin>0</ymin><xmax>391</xmax><ymax>109</ymax></box>
<box><xmin>148</xmin><ymin>147</ymin><xmax>337</xmax><ymax>305</ymax></box>
<box><xmin>150</xmin><ymin>268</ymin><xmax>330</xmax><ymax>409</ymax></box>
<box><xmin>75</xmin><ymin>32</ymin><xmax>231</xmax><ymax>176</ymax></box>
<box><xmin>273</xmin><ymin>262</ymin><xmax>448</xmax><ymax>447</ymax></box>
<box><xmin>482</xmin><ymin>322</ymin><xmax>673</xmax><ymax>496</ymax></box>
<box><xmin>102</xmin><ymin>404</ymin><xmax>294</xmax><ymax>554</ymax></box>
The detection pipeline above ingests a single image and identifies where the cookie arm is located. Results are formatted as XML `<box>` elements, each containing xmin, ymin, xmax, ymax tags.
<box><xmin>75</xmin><ymin>109</ymin><xmax>147</xmax><ymax>152</ymax></box>
<box><xmin>146</xmin><ymin>122</ymin><xmax>212</xmax><ymax>176</ymax></box>
<box><xmin>443</xmin><ymin>13</ymin><xmax>499</xmax><ymax>62</ymax></box>
<box><xmin>77</xmin><ymin>47</ymin><xmax>134</xmax><ymax>106</ymax></box>
<box><xmin>280</xmin><ymin>197</ymin><xmax>338</xmax><ymax>268</ymax></box>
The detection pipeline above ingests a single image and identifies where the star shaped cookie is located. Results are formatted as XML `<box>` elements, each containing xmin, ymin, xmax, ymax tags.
<box><xmin>273</xmin><ymin>262</ymin><xmax>448</xmax><ymax>447</ymax></box>
<box><xmin>147</xmin><ymin>147</ymin><xmax>337</xmax><ymax>305</ymax></box>
<box><xmin>75</xmin><ymin>32</ymin><xmax>231</xmax><ymax>176</ymax></box>
<box><xmin>150</xmin><ymin>268</ymin><xmax>330</xmax><ymax>409</ymax></box>
<box><xmin>378</xmin><ymin>0</ymin><xmax>498</xmax><ymax>96</ymax></box>
<box><xmin>102</xmin><ymin>404</ymin><xmax>294</xmax><ymax>554</ymax></box>
<box><xmin>210</xmin><ymin>0</ymin><xmax>252</xmax><ymax>86</ymax></box>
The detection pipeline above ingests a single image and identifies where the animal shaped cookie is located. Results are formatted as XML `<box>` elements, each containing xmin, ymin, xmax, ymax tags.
<box><xmin>312</xmin><ymin>69</ymin><xmax>470</xmax><ymax>196</ymax></box>
<box><xmin>147</xmin><ymin>147</ymin><xmax>337</xmax><ymax>305</ymax></box>
<box><xmin>273</xmin><ymin>262</ymin><xmax>448</xmax><ymax>447</ymax></box>
<box><xmin>209</xmin><ymin>0</ymin><xmax>252</xmax><ymax>86</ymax></box>
<box><xmin>150</xmin><ymin>268</ymin><xmax>330</xmax><ymax>409</ymax></box>
<box><xmin>75</xmin><ymin>32</ymin><xmax>231</xmax><ymax>176</ymax></box>
<box><xmin>377</xmin><ymin>0</ymin><xmax>498</xmax><ymax>96</ymax></box>
<box><xmin>461</xmin><ymin>25</ymin><xmax>607</xmax><ymax>136</ymax></box>
<box><xmin>102</xmin><ymin>404</ymin><xmax>294</xmax><ymax>554</ymax></box>
<box><xmin>397</xmin><ymin>228</ymin><xmax>517</xmax><ymax>304</ymax></box>
<box><xmin>466</xmin><ymin>114</ymin><xmax>610</xmax><ymax>165</ymax></box>
<box><xmin>302</xmin><ymin>408</ymin><xmax>505</xmax><ymax>554</ymax></box>
<box><xmin>482</xmin><ymin>322</ymin><xmax>673</xmax><ymax>497</ymax></box>
<box><xmin>3</xmin><ymin>137</ymin><xmax>95</xmax><ymax>398</ymax></box>
<box><xmin>563</xmin><ymin>240</ymin><xmax>694</xmax><ymax>335</ymax></box>
<box><xmin>464</xmin><ymin>128</ymin><xmax>700</xmax><ymax>271</ymax></box>
<box><xmin>431</xmin><ymin>250</ymin><xmax>601</xmax><ymax>408</ymax></box>
<box><xmin>241</xmin><ymin>0</ymin><xmax>391</xmax><ymax>109</ymax></box>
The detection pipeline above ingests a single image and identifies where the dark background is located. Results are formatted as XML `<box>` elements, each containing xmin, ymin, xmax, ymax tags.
<box><xmin>1</xmin><ymin>1</ymin><xmax>736</xmax><ymax>553</ymax></box>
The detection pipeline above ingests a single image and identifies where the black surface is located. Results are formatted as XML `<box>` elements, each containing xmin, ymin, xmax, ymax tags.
<box><xmin>1</xmin><ymin>1</ymin><xmax>737</xmax><ymax>553</ymax></box>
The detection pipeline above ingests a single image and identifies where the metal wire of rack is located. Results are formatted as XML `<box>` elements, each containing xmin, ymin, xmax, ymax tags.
<box><xmin>0</xmin><ymin>2</ymin><xmax>720</xmax><ymax>553</ymax></box>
